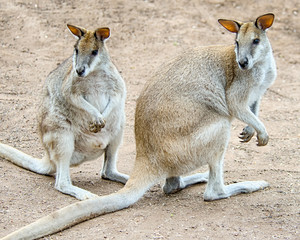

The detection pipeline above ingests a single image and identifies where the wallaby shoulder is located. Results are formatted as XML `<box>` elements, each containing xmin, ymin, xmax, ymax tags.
<box><xmin>45</xmin><ymin>56</ymin><xmax>73</xmax><ymax>86</ymax></box>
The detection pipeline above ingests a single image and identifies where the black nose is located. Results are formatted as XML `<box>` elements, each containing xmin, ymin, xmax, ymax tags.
<box><xmin>238</xmin><ymin>58</ymin><xmax>248</xmax><ymax>69</ymax></box>
<box><xmin>76</xmin><ymin>67</ymin><xmax>85</xmax><ymax>77</ymax></box>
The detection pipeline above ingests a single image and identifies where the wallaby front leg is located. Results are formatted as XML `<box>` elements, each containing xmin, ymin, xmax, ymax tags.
<box><xmin>101</xmin><ymin>131</ymin><xmax>129</xmax><ymax>184</ymax></box>
<box><xmin>101</xmin><ymin>97</ymin><xmax>115</xmax><ymax>119</ymax></box>
<box><xmin>163</xmin><ymin>172</ymin><xmax>209</xmax><ymax>194</ymax></box>
<box><xmin>71</xmin><ymin>95</ymin><xmax>105</xmax><ymax>133</ymax></box>
<box><xmin>62</xmin><ymin>81</ymin><xmax>105</xmax><ymax>133</ymax></box>
<box><xmin>239</xmin><ymin>100</ymin><xmax>260</xmax><ymax>142</ymax></box>
<box><xmin>235</xmin><ymin>108</ymin><xmax>268</xmax><ymax>146</ymax></box>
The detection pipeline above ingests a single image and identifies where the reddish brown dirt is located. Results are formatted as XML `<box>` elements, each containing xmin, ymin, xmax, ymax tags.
<box><xmin>0</xmin><ymin>1</ymin><xmax>299</xmax><ymax>239</ymax></box>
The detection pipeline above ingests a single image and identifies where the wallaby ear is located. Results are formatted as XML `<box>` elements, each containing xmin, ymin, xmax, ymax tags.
<box><xmin>95</xmin><ymin>28</ymin><xmax>110</xmax><ymax>41</ymax></box>
<box><xmin>67</xmin><ymin>24</ymin><xmax>86</xmax><ymax>39</ymax></box>
<box><xmin>255</xmin><ymin>13</ymin><xmax>275</xmax><ymax>30</ymax></box>
<box><xmin>218</xmin><ymin>19</ymin><xmax>240</xmax><ymax>33</ymax></box>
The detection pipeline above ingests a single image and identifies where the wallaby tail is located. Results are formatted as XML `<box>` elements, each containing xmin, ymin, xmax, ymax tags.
<box><xmin>0</xmin><ymin>142</ymin><xmax>54</xmax><ymax>175</ymax></box>
<box><xmin>1</xmin><ymin>164</ymin><xmax>158</xmax><ymax>240</ymax></box>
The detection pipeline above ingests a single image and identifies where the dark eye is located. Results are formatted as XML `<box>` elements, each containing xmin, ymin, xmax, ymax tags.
<box><xmin>92</xmin><ymin>50</ymin><xmax>98</xmax><ymax>56</ymax></box>
<box><xmin>75</xmin><ymin>48</ymin><xmax>78</xmax><ymax>55</ymax></box>
<box><xmin>253</xmin><ymin>38</ymin><xmax>260</xmax><ymax>45</ymax></box>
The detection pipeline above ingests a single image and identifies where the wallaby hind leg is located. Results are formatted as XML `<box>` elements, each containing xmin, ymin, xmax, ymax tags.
<box><xmin>47</xmin><ymin>132</ymin><xmax>98</xmax><ymax>200</ymax></box>
<box><xmin>204</xmin><ymin>153</ymin><xmax>269</xmax><ymax>201</ymax></box>
<box><xmin>163</xmin><ymin>172</ymin><xmax>209</xmax><ymax>194</ymax></box>
<box><xmin>101</xmin><ymin>131</ymin><xmax>129</xmax><ymax>184</ymax></box>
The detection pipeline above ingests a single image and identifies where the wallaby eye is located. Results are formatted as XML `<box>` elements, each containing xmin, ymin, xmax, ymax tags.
<box><xmin>253</xmin><ymin>38</ymin><xmax>260</xmax><ymax>45</ymax></box>
<box><xmin>92</xmin><ymin>50</ymin><xmax>98</xmax><ymax>56</ymax></box>
<box><xmin>75</xmin><ymin>48</ymin><xmax>79</xmax><ymax>55</ymax></box>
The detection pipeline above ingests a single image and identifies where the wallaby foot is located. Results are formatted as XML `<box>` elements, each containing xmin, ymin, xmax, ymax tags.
<box><xmin>101</xmin><ymin>171</ymin><xmax>129</xmax><ymax>185</ymax></box>
<box><xmin>54</xmin><ymin>167</ymin><xmax>98</xmax><ymax>200</ymax></box>
<box><xmin>55</xmin><ymin>183</ymin><xmax>98</xmax><ymax>200</ymax></box>
<box><xmin>100</xmin><ymin>138</ymin><xmax>129</xmax><ymax>185</ymax></box>
<box><xmin>163</xmin><ymin>172</ymin><xmax>209</xmax><ymax>194</ymax></box>
<box><xmin>239</xmin><ymin>125</ymin><xmax>255</xmax><ymax>142</ymax></box>
<box><xmin>204</xmin><ymin>180</ymin><xmax>269</xmax><ymax>201</ymax></box>
<box><xmin>205</xmin><ymin>151</ymin><xmax>269</xmax><ymax>201</ymax></box>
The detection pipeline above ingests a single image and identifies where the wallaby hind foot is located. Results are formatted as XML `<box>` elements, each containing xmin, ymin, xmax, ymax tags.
<box><xmin>163</xmin><ymin>172</ymin><xmax>209</xmax><ymax>194</ymax></box>
<box><xmin>204</xmin><ymin>181</ymin><xmax>269</xmax><ymax>201</ymax></box>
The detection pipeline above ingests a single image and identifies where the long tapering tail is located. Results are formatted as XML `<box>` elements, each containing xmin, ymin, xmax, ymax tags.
<box><xmin>0</xmin><ymin>142</ymin><xmax>54</xmax><ymax>174</ymax></box>
<box><xmin>1</xmin><ymin>170</ymin><xmax>157</xmax><ymax>240</ymax></box>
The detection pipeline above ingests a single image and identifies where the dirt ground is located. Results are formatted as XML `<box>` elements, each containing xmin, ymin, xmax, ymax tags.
<box><xmin>0</xmin><ymin>0</ymin><xmax>299</xmax><ymax>239</ymax></box>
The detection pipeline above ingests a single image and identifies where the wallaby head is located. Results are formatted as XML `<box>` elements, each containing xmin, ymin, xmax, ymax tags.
<box><xmin>67</xmin><ymin>24</ymin><xmax>110</xmax><ymax>77</ymax></box>
<box><xmin>218</xmin><ymin>13</ymin><xmax>274</xmax><ymax>70</ymax></box>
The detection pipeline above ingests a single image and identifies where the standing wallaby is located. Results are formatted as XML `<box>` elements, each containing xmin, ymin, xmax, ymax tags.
<box><xmin>0</xmin><ymin>25</ymin><xmax>128</xmax><ymax>200</ymax></box>
<box><xmin>1</xmin><ymin>13</ymin><xmax>276</xmax><ymax>240</ymax></box>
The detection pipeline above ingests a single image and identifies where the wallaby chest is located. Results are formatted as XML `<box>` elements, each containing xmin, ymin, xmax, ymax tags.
<box><xmin>73</xmin><ymin>69</ymin><xmax>120</xmax><ymax>113</ymax></box>
<box><xmin>247</xmin><ymin>59</ymin><xmax>276</xmax><ymax>105</ymax></box>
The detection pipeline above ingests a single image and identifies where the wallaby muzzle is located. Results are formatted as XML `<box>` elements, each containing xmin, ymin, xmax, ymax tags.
<box><xmin>238</xmin><ymin>57</ymin><xmax>249</xmax><ymax>69</ymax></box>
<box><xmin>76</xmin><ymin>66</ymin><xmax>86</xmax><ymax>77</ymax></box>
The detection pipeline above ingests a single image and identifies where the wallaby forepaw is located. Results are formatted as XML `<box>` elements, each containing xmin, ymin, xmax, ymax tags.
<box><xmin>89</xmin><ymin>118</ymin><xmax>106</xmax><ymax>133</ymax></box>
<box><xmin>257</xmin><ymin>133</ymin><xmax>269</xmax><ymax>146</ymax></box>
<box><xmin>239</xmin><ymin>125</ymin><xmax>255</xmax><ymax>143</ymax></box>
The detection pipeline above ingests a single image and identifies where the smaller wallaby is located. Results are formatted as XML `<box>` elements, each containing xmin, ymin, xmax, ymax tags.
<box><xmin>1</xmin><ymin>13</ymin><xmax>276</xmax><ymax>240</ymax></box>
<box><xmin>0</xmin><ymin>25</ymin><xmax>128</xmax><ymax>200</ymax></box>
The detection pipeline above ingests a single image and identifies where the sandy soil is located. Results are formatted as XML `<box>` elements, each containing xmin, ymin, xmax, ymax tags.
<box><xmin>0</xmin><ymin>0</ymin><xmax>299</xmax><ymax>239</ymax></box>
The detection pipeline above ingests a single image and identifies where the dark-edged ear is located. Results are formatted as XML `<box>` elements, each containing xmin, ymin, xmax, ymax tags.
<box><xmin>255</xmin><ymin>13</ymin><xmax>275</xmax><ymax>30</ymax></box>
<box><xmin>67</xmin><ymin>24</ymin><xmax>86</xmax><ymax>39</ymax></box>
<box><xmin>95</xmin><ymin>28</ymin><xmax>110</xmax><ymax>41</ymax></box>
<box><xmin>218</xmin><ymin>19</ymin><xmax>241</xmax><ymax>33</ymax></box>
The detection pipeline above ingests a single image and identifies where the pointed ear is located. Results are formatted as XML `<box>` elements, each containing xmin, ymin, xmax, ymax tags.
<box><xmin>255</xmin><ymin>13</ymin><xmax>275</xmax><ymax>30</ymax></box>
<box><xmin>218</xmin><ymin>19</ymin><xmax>241</xmax><ymax>33</ymax></box>
<box><xmin>95</xmin><ymin>28</ymin><xmax>110</xmax><ymax>41</ymax></box>
<box><xmin>67</xmin><ymin>24</ymin><xmax>86</xmax><ymax>39</ymax></box>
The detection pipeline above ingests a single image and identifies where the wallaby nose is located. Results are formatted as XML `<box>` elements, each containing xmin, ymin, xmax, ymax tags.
<box><xmin>76</xmin><ymin>67</ymin><xmax>85</xmax><ymax>77</ymax></box>
<box><xmin>238</xmin><ymin>58</ymin><xmax>249</xmax><ymax>69</ymax></box>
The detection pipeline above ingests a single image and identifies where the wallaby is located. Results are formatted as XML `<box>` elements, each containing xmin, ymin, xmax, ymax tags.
<box><xmin>0</xmin><ymin>25</ymin><xmax>128</xmax><ymax>200</ymax></box>
<box><xmin>1</xmin><ymin>13</ymin><xmax>276</xmax><ymax>240</ymax></box>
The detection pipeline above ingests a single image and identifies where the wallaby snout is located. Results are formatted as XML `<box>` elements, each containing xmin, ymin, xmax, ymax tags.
<box><xmin>238</xmin><ymin>57</ymin><xmax>249</xmax><ymax>69</ymax></box>
<box><xmin>76</xmin><ymin>66</ymin><xmax>86</xmax><ymax>77</ymax></box>
<box><xmin>73</xmin><ymin>46</ymin><xmax>96</xmax><ymax>78</ymax></box>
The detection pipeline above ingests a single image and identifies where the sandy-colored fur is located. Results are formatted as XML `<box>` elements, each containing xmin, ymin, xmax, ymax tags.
<box><xmin>0</xmin><ymin>25</ymin><xmax>128</xmax><ymax>201</ymax></box>
<box><xmin>1</xmin><ymin>14</ymin><xmax>276</xmax><ymax>240</ymax></box>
